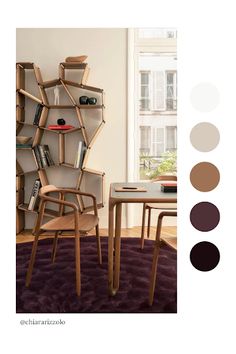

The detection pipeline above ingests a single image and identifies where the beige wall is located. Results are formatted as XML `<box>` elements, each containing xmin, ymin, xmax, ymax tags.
<box><xmin>16</xmin><ymin>28</ymin><xmax>127</xmax><ymax>229</ymax></box>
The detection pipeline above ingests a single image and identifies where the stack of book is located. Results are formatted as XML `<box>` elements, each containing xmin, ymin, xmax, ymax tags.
<box><xmin>32</xmin><ymin>145</ymin><xmax>54</xmax><ymax>169</ymax></box>
<box><xmin>161</xmin><ymin>183</ymin><xmax>177</xmax><ymax>193</ymax></box>
<box><xmin>74</xmin><ymin>141</ymin><xmax>87</xmax><ymax>169</ymax></box>
<box><xmin>47</xmin><ymin>125</ymin><xmax>74</xmax><ymax>130</ymax></box>
<box><xmin>16</xmin><ymin>144</ymin><xmax>32</xmax><ymax>149</ymax></box>
<box><xmin>28</xmin><ymin>179</ymin><xmax>41</xmax><ymax>210</ymax></box>
<box><xmin>33</xmin><ymin>104</ymin><xmax>44</xmax><ymax>126</ymax></box>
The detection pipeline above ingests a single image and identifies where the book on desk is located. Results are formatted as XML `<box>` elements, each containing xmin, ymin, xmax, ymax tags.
<box><xmin>161</xmin><ymin>183</ymin><xmax>177</xmax><ymax>193</ymax></box>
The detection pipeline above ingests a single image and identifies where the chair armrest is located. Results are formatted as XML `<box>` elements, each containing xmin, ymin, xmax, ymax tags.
<box><xmin>56</xmin><ymin>188</ymin><xmax>98</xmax><ymax>216</ymax></box>
<box><xmin>40</xmin><ymin>194</ymin><xmax>79</xmax><ymax>212</ymax></box>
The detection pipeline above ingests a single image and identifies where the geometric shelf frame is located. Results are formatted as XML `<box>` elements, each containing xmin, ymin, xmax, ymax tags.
<box><xmin>16</xmin><ymin>61</ymin><xmax>105</xmax><ymax>234</ymax></box>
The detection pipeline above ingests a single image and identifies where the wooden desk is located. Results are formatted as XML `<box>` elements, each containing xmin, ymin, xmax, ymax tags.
<box><xmin>108</xmin><ymin>182</ymin><xmax>177</xmax><ymax>296</ymax></box>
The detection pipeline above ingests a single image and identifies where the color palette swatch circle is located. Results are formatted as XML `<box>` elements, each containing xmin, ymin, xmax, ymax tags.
<box><xmin>190</xmin><ymin>83</ymin><xmax>220</xmax><ymax>112</ymax></box>
<box><xmin>190</xmin><ymin>162</ymin><xmax>220</xmax><ymax>192</ymax></box>
<box><xmin>190</xmin><ymin>122</ymin><xmax>220</xmax><ymax>152</ymax></box>
<box><xmin>190</xmin><ymin>202</ymin><xmax>220</xmax><ymax>231</ymax></box>
<box><xmin>190</xmin><ymin>241</ymin><xmax>220</xmax><ymax>271</ymax></box>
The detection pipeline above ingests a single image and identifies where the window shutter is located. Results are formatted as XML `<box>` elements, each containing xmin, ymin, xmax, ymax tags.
<box><xmin>150</xmin><ymin>71</ymin><xmax>165</xmax><ymax>110</ymax></box>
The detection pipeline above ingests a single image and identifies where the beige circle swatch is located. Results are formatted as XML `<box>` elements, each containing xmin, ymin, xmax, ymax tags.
<box><xmin>190</xmin><ymin>122</ymin><xmax>220</xmax><ymax>152</ymax></box>
<box><xmin>190</xmin><ymin>83</ymin><xmax>220</xmax><ymax>112</ymax></box>
<box><xmin>190</xmin><ymin>162</ymin><xmax>220</xmax><ymax>192</ymax></box>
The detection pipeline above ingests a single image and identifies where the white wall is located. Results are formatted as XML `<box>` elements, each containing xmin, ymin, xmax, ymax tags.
<box><xmin>16</xmin><ymin>28</ymin><xmax>127</xmax><ymax>229</ymax></box>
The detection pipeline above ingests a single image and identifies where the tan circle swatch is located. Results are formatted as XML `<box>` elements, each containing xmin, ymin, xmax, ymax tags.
<box><xmin>190</xmin><ymin>122</ymin><xmax>220</xmax><ymax>152</ymax></box>
<box><xmin>190</xmin><ymin>162</ymin><xmax>220</xmax><ymax>192</ymax></box>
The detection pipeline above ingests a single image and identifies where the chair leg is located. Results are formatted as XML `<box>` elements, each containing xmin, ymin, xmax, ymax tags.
<box><xmin>25</xmin><ymin>230</ymin><xmax>41</xmax><ymax>287</ymax></box>
<box><xmin>149</xmin><ymin>214</ymin><xmax>163</xmax><ymax>306</ymax></box>
<box><xmin>51</xmin><ymin>231</ymin><xmax>59</xmax><ymax>263</ymax></box>
<box><xmin>75</xmin><ymin>230</ymin><xmax>81</xmax><ymax>296</ymax></box>
<box><xmin>95</xmin><ymin>224</ymin><xmax>102</xmax><ymax>265</ymax></box>
<box><xmin>147</xmin><ymin>208</ymin><xmax>151</xmax><ymax>239</ymax></box>
<box><xmin>141</xmin><ymin>203</ymin><xmax>147</xmax><ymax>249</ymax></box>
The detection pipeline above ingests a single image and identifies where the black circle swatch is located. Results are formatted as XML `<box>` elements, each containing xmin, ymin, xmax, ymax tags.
<box><xmin>190</xmin><ymin>241</ymin><xmax>220</xmax><ymax>271</ymax></box>
<box><xmin>190</xmin><ymin>201</ymin><xmax>220</xmax><ymax>231</ymax></box>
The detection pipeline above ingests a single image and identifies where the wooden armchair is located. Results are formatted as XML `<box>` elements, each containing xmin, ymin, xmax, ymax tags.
<box><xmin>141</xmin><ymin>175</ymin><xmax>177</xmax><ymax>249</ymax></box>
<box><xmin>25</xmin><ymin>185</ymin><xmax>102</xmax><ymax>296</ymax></box>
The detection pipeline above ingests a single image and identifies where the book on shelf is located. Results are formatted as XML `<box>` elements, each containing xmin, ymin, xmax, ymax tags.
<box><xmin>32</xmin><ymin>145</ymin><xmax>54</xmax><ymax>169</ymax></box>
<box><xmin>74</xmin><ymin>141</ymin><xmax>87</xmax><ymax>168</ymax></box>
<box><xmin>33</xmin><ymin>104</ymin><xmax>44</xmax><ymax>126</ymax></box>
<box><xmin>28</xmin><ymin>179</ymin><xmax>41</xmax><ymax>211</ymax></box>
<box><xmin>33</xmin><ymin>104</ymin><xmax>43</xmax><ymax>126</ymax></box>
<box><xmin>47</xmin><ymin>125</ymin><xmax>74</xmax><ymax>130</ymax></box>
<box><xmin>16</xmin><ymin>144</ymin><xmax>32</xmax><ymax>148</ymax></box>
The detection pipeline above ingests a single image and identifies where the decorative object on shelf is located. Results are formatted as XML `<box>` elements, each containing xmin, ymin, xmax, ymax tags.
<box><xmin>16</xmin><ymin>136</ymin><xmax>32</xmax><ymax>144</ymax></box>
<box><xmin>79</xmin><ymin>96</ymin><xmax>89</xmax><ymax>105</ymax></box>
<box><xmin>88</xmin><ymin>97</ymin><xmax>97</xmax><ymax>105</ymax></box>
<box><xmin>47</xmin><ymin>125</ymin><xmax>74</xmax><ymax>130</ymax></box>
<box><xmin>65</xmin><ymin>55</ymin><xmax>88</xmax><ymax>63</ymax></box>
<box><xmin>57</xmin><ymin>118</ymin><xmax>66</xmax><ymax>125</ymax></box>
<box><xmin>28</xmin><ymin>179</ymin><xmax>41</xmax><ymax>211</ymax></box>
<box><xmin>54</xmin><ymin>85</ymin><xmax>60</xmax><ymax>105</ymax></box>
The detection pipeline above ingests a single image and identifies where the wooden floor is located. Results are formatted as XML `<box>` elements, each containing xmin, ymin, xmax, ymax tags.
<box><xmin>16</xmin><ymin>226</ymin><xmax>177</xmax><ymax>250</ymax></box>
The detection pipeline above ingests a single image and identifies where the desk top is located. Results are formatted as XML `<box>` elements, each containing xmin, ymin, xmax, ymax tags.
<box><xmin>110</xmin><ymin>182</ymin><xmax>177</xmax><ymax>204</ymax></box>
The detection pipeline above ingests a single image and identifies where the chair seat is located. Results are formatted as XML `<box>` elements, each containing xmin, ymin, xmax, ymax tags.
<box><xmin>146</xmin><ymin>202</ymin><xmax>177</xmax><ymax>210</ymax></box>
<box><xmin>41</xmin><ymin>213</ymin><xmax>99</xmax><ymax>232</ymax></box>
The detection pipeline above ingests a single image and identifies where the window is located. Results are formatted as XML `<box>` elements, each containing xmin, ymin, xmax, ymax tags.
<box><xmin>166</xmin><ymin>71</ymin><xmax>177</xmax><ymax>111</ymax></box>
<box><xmin>138</xmin><ymin>28</ymin><xmax>177</xmax><ymax>39</ymax></box>
<box><xmin>140</xmin><ymin>126</ymin><xmax>151</xmax><ymax>154</ymax></box>
<box><xmin>128</xmin><ymin>28</ymin><xmax>177</xmax><ymax>183</ymax></box>
<box><xmin>166</xmin><ymin>126</ymin><xmax>177</xmax><ymax>151</ymax></box>
<box><xmin>140</xmin><ymin>72</ymin><xmax>150</xmax><ymax>111</ymax></box>
<box><xmin>139</xmin><ymin>56</ymin><xmax>177</xmax><ymax>114</ymax></box>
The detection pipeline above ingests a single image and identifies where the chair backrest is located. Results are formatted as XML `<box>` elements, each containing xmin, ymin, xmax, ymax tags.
<box><xmin>151</xmin><ymin>175</ymin><xmax>177</xmax><ymax>183</ymax></box>
<box><xmin>39</xmin><ymin>184</ymin><xmax>59</xmax><ymax>196</ymax></box>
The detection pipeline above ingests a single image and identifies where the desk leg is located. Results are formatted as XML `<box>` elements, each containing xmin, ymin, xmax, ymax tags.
<box><xmin>108</xmin><ymin>201</ymin><xmax>115</xmax><ymax>295</ymax></box>
<box><xmin>114</xmin><ymin>203</ymin><xmax>122</xmax><ymax>292</ymax></box>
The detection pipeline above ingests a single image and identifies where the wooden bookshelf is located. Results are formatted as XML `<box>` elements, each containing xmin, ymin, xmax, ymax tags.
<box><xmin>16</xmin><ymin>60</ymin><xmax>105</xmax><ymax>234</ymax></box>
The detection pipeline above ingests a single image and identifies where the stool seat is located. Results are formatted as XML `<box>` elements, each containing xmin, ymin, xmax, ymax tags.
<box><xmin>41</xmin><ymin>213</ymin><xmax>99</xmax><ymax>232</ymax></box>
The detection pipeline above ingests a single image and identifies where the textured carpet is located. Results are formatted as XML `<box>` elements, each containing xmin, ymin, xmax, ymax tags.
<box><xmin>16</xmin><ymin>236</ymin><xmax>177</xmax><ymax>313</ymax></box>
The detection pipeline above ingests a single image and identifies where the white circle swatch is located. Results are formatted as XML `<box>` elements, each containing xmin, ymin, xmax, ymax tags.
<box><xmin>190</xmin><ymin>83</ymin><xmax>220</xmax><ymax>112</ymax></box>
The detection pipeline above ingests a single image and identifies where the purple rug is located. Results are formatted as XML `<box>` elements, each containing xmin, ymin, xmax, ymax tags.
<box><xmin>16</xmin><ymin>236</ymin><xmax>177</xmax><ymax>313</ymax></box>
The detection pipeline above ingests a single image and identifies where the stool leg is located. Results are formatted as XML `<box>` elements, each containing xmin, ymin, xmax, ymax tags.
<box><xmin>25</xmin><ymin>230</ymin><xmax>41</xmax><ymax>287</ymax></box>
<box><xmin>95</xmin><ymin>224</ymin><xmax>102</xmax><ymax>265</ymax></box>
<box><xmin>147</xmin><ymin>208</ymin><xmax>151</xmax><ymax>239</ymax></box>
<box><xmin>141</xmin><ymin>203</ymin><xmax>146</xmax><ymax>249</ymax></box>
<box><xmin>51</xmin><ymin>231</ymin><xmax>59</xmax><ymax>263</ymax></box>
<box><xmin>74</xmin><ymin>211</ymin><xmax>81</xmax><ymax>296</ymax></box>
<box><xmin>149</xmin><ymin>214</ymin><xmax>163</xmax><ymax>306</ymax></box>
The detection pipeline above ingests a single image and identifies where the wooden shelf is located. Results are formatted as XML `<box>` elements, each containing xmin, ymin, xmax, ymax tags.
<box><xmin>59</xmin><ymin>162</ymin><xmax>78</xmax><ymax>169</ymax></box>
<box><xmin>17</xmin><ymin>121</ymin><xmax>37</xmax><ymax>128</ymax></box>
<box><xmin>40</xmin><ymin>79</ymin><xmax>61</xmax><ymax>88</ymax></box>
<box><xmin>18</xmin><ymin>204</ymin><xmax>59</xmax><ymax>217</ymax></box>
<box><xmin>17</xmin><ymin>169</ymin><xmax>38</xmax><ymax>176</ymax></box>
<box><xmin>40</xmin><ymin>126</ymin><xmax>81</xmax><ymax>134</ymax></box>
<box><xmin>62</xmin><ymin>79</ymin><xmax>103</xmax><ymax>93</ymax></box>
<box><xmin>16</xmin><ymin>147</ymin><xmax>33</xmax><ymax>150</ymax></box>
<box><xmin>78</xmin><ymin>104</ymin><xmax>104</xmax><ymax>109</ymax></box>
<box><xmin>18</xmin><ymin>89</ymin><xmax>43</xmax><ymax>104</ymax></box>
<box><xmin>46</xmin><ymin>105</ymin><xmax>75</xmax><ymax>109</ymax></box>
<box><xmin>60</xmin><ymin>62</ymin><xmax>87</xmax><ymax>69</ymax></box>
<box><xmin>16</xmin><ymin>62</ymin><xmax>34</xmax><ymax>69</ymax></box>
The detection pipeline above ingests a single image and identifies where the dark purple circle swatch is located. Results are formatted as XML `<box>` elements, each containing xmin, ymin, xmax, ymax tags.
<box><xmin>190</xmin><ymin>241</ymin><xmax>220</xmax><ymax>271</ymax></box>
<box><xmin>190</xmin><ymin>202</ymin><xmax>220</xmax><ymax>231</ymax></box>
